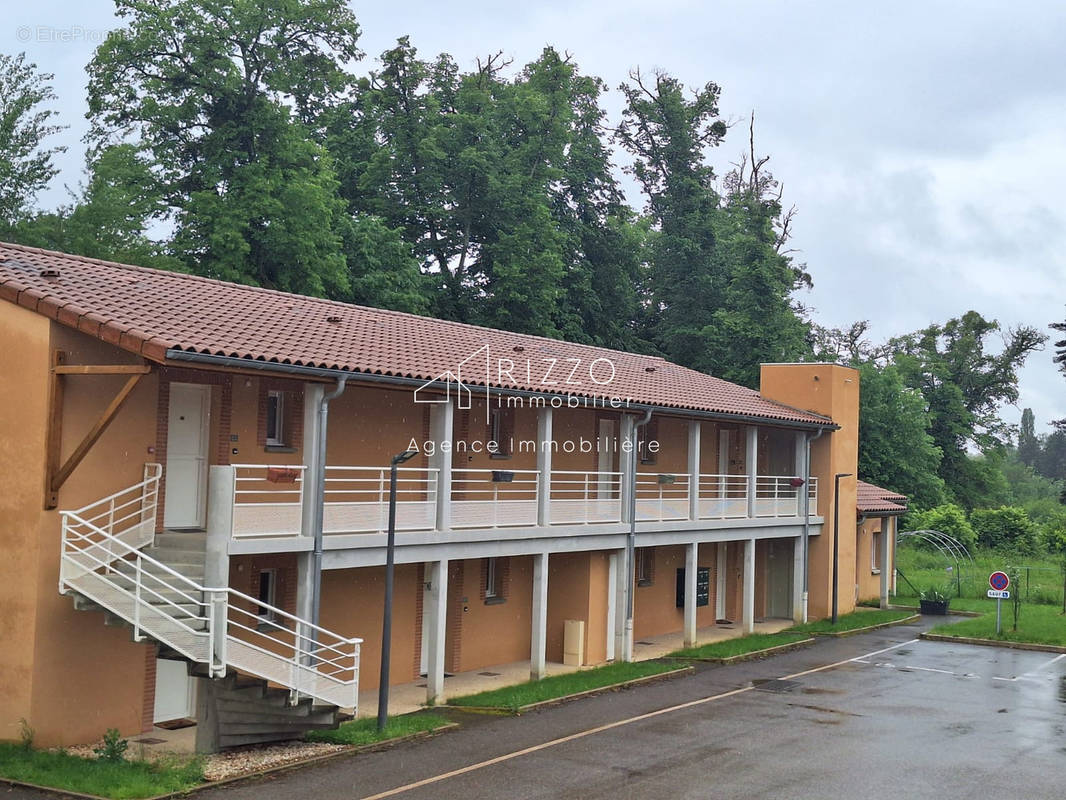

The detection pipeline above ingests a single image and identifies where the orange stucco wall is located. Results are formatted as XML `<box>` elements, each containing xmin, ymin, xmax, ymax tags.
<box><xmin>545</xmin><ymin>551</ymin><xmax>611</xmax><ymax>665</ymax></box>
<box><xmin>855</xmin><ymin>516</ymin><xmax>892</xmax><ymax>603</ymax></box>
<box><xmin>760</xmin><ymin>363</ymin><xmax>859</xmax><ymax>619</ymax></box>
<box><xmin>0</xmin><ymin>315</ymin><xmax>158</xmax><ymax>747</ymax></box>
<box><xmin>632</xmin><ymin>544</ymin><xmax>718</xmax><ymax>639</ymax></box>
<box><xmin>450</xmin><ymin>557</ymin><xmax>533</xmax><ymax>672</ymax></box>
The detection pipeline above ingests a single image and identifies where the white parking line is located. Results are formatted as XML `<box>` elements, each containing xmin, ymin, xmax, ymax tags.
<box><xmin>359</xmin><ymin>639</ymin><xmax>918</xmax><ymax>800</ymax></box>
<box><xmin>992</xmin><ymin>652</ymin><xmax>1066</xmax><ymax>682</ymax></box>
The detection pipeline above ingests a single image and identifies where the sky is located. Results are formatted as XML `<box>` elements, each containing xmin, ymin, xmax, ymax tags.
<box><xmin>5</xmin><ymin>0</ymin><xmax>1065</xmax><ymax>433</ymax></box>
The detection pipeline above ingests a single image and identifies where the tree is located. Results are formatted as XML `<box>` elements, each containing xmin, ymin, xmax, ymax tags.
<box><xmin>1017</xmin><ymin>408</ymin><xmax>1040</xmax><ymax>467</ymax></box>
<box><xmin>970</xmin><ymin>507</ymin><xmax>1039</xmax><ymax>554</ymax></box>
<box><xmin>888</xmin><ymin>311</ymin><xmax>1045</xmax><ymax>499</ymax></box>
<box><xmin>86</xmin><ymin>0</ymin><xmax>361</xmax><ymax>295</ymax></box>
<box><xmin>856</xmin><ymin>363</ymin><xmax>945</xmax><ymax>510</ymax></box>
<box><xmin>908</xmin><ymin>503</ymin><xmax>976</xmax><ymax>551</ymax></box>
<box><xmin>0</xmin><ymin>52</ymin><xmax>65</xmax><ymax>230</ymax></box>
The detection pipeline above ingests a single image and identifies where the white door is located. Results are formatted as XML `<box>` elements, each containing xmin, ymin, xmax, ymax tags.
<box><xmin>153</xmin><ymin>658</ymin><xmax>194</xmax><ymax>723</ymax></box>
<box><xmin>164</xmin><ymin>383</ymin><xmax>210</xmax><ymax>528</ymax></box>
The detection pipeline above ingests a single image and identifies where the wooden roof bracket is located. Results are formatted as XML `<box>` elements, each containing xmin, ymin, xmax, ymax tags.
<box><xmin>45</xmin><ymin>349</ymin><xmax>151</xmax><ymax>509</ymax></box>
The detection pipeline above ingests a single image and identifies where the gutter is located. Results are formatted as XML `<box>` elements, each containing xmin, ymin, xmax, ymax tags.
<box><xmin>310</xmin><ymin>377</ymin><xmax>348</xmax><ymax>634</ymax></box>
<box><xmin>164</xmin><ymin>349</ymin><xmax>838</xmax><ymax>432</ymax></box>
<box><xmin>623</xmin><ymin>408</ymin><xmax>653</xmax><ymax>662</ymax></box>
<box><xmin>800</xmin><ymin>426</ymin><xmax>825</xmax><ymax>623</ymax></box>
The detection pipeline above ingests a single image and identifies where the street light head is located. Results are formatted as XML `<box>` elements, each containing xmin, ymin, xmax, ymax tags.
<box><xmin>392</xmin><ymin>449</ymin><xmax>419</xmax><ymax>465</ymax></box>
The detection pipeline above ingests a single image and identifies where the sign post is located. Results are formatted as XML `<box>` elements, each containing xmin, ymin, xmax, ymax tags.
<box><xmin>988</xmin><ymin>571</ymin><xmax>1010</xmax><ymax>635</ymax></box>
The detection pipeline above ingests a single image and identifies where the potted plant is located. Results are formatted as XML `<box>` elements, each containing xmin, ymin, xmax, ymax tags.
<box><xmin>919</xmin><ymin>585</ymin><xmax>951</xmax><ymax>615</ymax></box>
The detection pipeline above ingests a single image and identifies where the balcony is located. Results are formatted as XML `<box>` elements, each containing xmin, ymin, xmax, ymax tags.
<box><xmin>224</xmin><ymin>463</ymin><xmax>818</xmax><ymax>544</ymax></box>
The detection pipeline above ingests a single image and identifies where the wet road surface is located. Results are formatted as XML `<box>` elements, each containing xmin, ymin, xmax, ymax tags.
<box><xmin>8</xmin><ymin>623</ymin><xmax>1066</xmax><ymax>799</ymax></box>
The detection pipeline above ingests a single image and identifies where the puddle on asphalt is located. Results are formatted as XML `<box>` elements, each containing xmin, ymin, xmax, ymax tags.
<box><xmin>802</xmin><ymin>687</ymin><xmax>844</xmax><ymax>695</ymax></box>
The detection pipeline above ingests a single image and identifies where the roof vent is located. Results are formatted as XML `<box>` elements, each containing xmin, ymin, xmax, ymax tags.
<box><xmin>645</xmin><ymin>366</ymin><xmax>656</xmax><ymax>373</ymax></box>
<box><xmin>40</xmin><ymin>267</ymin><xmax>61</xmax><ymax>279</ymax></box>
<box><xmin>326</xmin><ymin>315</ymin><xmax>342</xmax><ymax>323</ymax></box>
<box><xmin>513</xmin><ymin>345</ymin><xmax>525</xmax><ymax>353</ymax></box>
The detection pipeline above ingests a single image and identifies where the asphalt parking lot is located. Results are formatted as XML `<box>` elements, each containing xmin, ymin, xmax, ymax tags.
<box><xmin>9</xmin><ymin>621</ymin><xmax>1066</xmax><ymax>800</ymax></box>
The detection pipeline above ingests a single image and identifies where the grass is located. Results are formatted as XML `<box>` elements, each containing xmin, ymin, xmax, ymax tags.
<box><xmin>788</xmin><ymin>608</ymin><xmax>916</xmax><ymax>634</ymax></box>
<box><xmin>895</xmin><ymin>546</ymin><xmax>1066</xmax><ymax>606</ymax></box>
<box><xmin>0</xmin><ymin>743</ymin><xmax>203</xmax><ymax>800</ymax></box>
<box><xmin>668</xmin><ymin>631</ymin><xmax>811</xmax><ymax>660</ymax></box>
<box><xmin>928</xmin><ymin>602</ymin><xmax>1066</xmax><ymax>647</ymax></box>
<box><xmin>890</xmin><ymin>594</ymin><xmax>993</xmax><ymax>613</ymax></box>
<box><xmin>448</xmin><ymin>660</ymin><xmax>682</xmax><ymax>710</ymax></box>
<box><xmin>305</xmin><ymin>713</ymin><xmax>451</xmax><ymax>746</ymax></box>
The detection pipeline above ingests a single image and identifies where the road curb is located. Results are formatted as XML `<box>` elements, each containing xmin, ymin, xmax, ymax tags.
<box><xmin>919</xmin><ymin>632</ymin><xmax>1066</xmax><ymax>653</ymax></box>
<box><xmin>444</xmin><ymin>665</ymin><xmax>694</xmax><ymax>715</ymax></box>
<box><xmin>0</xmin><ymin>723</ymin><xmax>460</xmax><ymax>800</ymax></box>
<box><xmin>890</xmin><ymin>604</ymin><xmax>983</xmax><ymax>618</ymax></box>
<box><xmin>806</xmin><ymin>613</ymin><xmax>921</xmax><ymax>637</ymax></box>
<box><xmin>665</xmin><ymin>636</ymin><xmax>816</xmax><ymax>663</ymax></box>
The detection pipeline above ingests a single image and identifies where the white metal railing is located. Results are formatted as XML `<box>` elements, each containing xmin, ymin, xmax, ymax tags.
<box><xmin>451</xmin><ymin>468</ymin><xmax>539</xmax><ymax>528</ymax></box>
<box><xmin>696</xmin><ymin>473</ymin><xmax>751</xmax><ymax>520</ymax></box>
<box><xmin>549</xmin><ymin>470</ymin><xmax>624</xmax><ymax>524</ymax></box>
<box><xmin>324</xmin><ymin>466</ymin><xmax>438</xmax><ymax>534</ymax></box>
<box><xmin>231</xmin><ymin>464</ymin><xmax>306</xmax><ymax>538</ymax></box>
<box><xmin>635</xmin><ymin>472</ymin><xmax>691</xmax><ymax>521</ymax></box>
<box><xmin>60</xmin><ymin>463</ymin><xmax>162</xmax><ymax>572</ymax></box>
<box><xmin>754</xmin><ymin>475</ymin><xmax>813</xmax><ymax>518</ymax></box>
<box><xmin>60</xmin><ymin>479</ymin><xmax>361</xmax><ymax>709</ymax></box>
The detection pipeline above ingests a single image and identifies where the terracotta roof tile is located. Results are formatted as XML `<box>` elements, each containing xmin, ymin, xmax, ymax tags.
<box><xmin>0</xmin><ymin>242</ymin><xmax>833</xmax><ymax>426</ymax></box>
<box><xmin>856</xmin><ymin>480</ymin><xmax>908</xmax><ymax>514</ymax></box>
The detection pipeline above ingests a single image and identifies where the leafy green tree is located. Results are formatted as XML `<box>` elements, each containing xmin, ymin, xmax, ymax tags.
<box><xmin>908</xmin><ymin>503</ymin><xmax>977</xmax><ymax>551</ymax></box>
<box><xmin>856</xmin><ymin>363</ymin><xmax>945</xmax><ymax>509</ymax></box>
<box><xmin>340</xmin><ymin>214</ymin><xmax>427</xmax><ymax>314</ymax></box>
<box><xmin>1017</xmin><ymin>408</ymin><xmax>1040</xmax><ymax>467</ymax></box>
<box><xmin>86</xmin><ymin>0</ymin><xmax>361</xmax><ymax>295</ymax></box>
<box><xmin>970</xmin><ymin>507</ymin><xmax>1039</xmax><ymax>554</ymax></box>
<box><xmin>889</xmin><ymin>311</ymin><xmax>1045</xmax><ymax>500</ymax></box>
<box><xmin>0</xmin><ymin>52</ymin><xmax>65</xmax><ymax>231</ymax></box>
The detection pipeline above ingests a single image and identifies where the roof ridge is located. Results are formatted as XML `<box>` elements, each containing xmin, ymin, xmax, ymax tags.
<box><xmin>0</xmin><ymin>240</ymin><xmax>675</xmax><ymax>364</ymax></box>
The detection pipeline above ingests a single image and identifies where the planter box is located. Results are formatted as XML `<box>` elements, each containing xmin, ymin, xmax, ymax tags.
<box><xmin>919</xmin><ymin>599</ymin><xmax>950</xmax><ymax>615</ymax></box>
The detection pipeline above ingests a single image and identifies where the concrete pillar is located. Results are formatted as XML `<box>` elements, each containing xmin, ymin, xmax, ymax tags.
<box><xmin>683</xmin><ymin>542</ymin><xmax>698</xmax><ymax>647</ymax></box>
<box><xmin>745</xmin><ymin>426</ymin><xmax>758</xmax><ymax>518</ymax></box>
<box><xmin>716</xmin><ymin>541</ymin><xmax>728</xmax><ymax>621</ymax></box>
<box><xmin>530</xmin><ymin>552</ymin><xmax>549</xmax><ymax>679</ymax></box>
<box><xmin>880</xmin><ymin>517</ymin><xmax>891</xmax><ymax>608</ymax></box>
<box><xmin>619</xmin><ymin>415</ymin><xmax>636</xmax><ymax>523</ymax></box>
<box><xmin>424</xmin><ymin>559</ymin><xmax>449</xmax><ymax>705</ymax></box>
<box><xmin>205</xmin><ymin>466</ymin><xmax>234</xmax><ymax>590</ymax></box>
<box><xmin>536</xmin><ymin>408</ymin><xmax>553</xmax><ymax>527</ymax></box>
<box><xmin>687</xmin><ymin>421</ymin><xmax>701</xmax><ymax>520</ymax></box>
<box><xmin>430</xmin><ymin>402</ymin><xmax>454</xmax><ymax>532</ymax></box>
<box><xmin>742</xmin><ymin>538</ymin><xmax>756</xmax><ymax>634</ymax></box>
<box><xmin>611</xmin><ymin>549</ymin><xmax>630</xmax><ymax>661</ymax></box>
<box><xmin>295</xmin><ymin>383</ymin><xmax>324</xmax><ymax>644</ymax></box>
<box><xmin>793</xmin><ymin>536</ymin><xmax>805</xmax><ymax>623</ymax></box>
<box><xmin>606</xmin><ymin>550</ymin><xmax>618</xmax><ymax>661</ymax></box>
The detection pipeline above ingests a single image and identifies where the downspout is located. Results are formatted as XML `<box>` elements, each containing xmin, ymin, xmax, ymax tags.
<box><xmin>800</xmin><ymin>427</ymin><xmax>825</xmax><ymax>623</ymax></box>
<box><xmin>311</xmin><ymin>376</ymin><xmax>348</xmax><ymax>631</ymax></box>
<box><xmin>624</xmin><ymin>408</ymin><xmax>654</xmax><ymax>661</ymax></box>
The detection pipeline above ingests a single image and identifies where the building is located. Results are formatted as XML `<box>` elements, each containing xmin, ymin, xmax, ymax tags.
<box><xmin>0</xmin><ymin>242</ymin><xmax>901</xmax><ymax>751</ymax></box>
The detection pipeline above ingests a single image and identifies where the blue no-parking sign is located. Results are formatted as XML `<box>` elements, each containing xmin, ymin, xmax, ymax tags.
<box><xmin>989</xmin><ymin>571</ymin><xmax>1010</xmax><ymax>591</ymax></box>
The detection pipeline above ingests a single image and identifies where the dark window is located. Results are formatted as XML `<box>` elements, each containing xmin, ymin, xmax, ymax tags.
<box><xmin>266</xmin><ymin>391</ymin><xmax>286</xmax><ymax>446</ymax></box>
<box><xmin>488</xmin><ymin>406</ymin><xmax>514</xmax><ymax>458</ymax></box>
<box><xmin>257</xmin><ymin>569</ymin><xmax>276</xmax><ymax>619</ymax></box>
<box><xmin>636</xmin><ymin>547</ymin><xmax>655</xmax><ymax>586</ymax></box>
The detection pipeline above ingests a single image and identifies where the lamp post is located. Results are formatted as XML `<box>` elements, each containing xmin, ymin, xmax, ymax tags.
<box><xmin>832</xmin><ymin>472</ymin><xmax>852</xmax><ymax>625</ymax></box>
<box><xmin>378</xmin><ymin>449</ymin><xmax>419</xmax><ymax>732</ymax></box>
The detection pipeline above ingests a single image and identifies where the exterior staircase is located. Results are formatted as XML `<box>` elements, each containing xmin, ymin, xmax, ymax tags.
<box><xmin>58</xmin><ymin>466</ymin><xmax>362</xmax><ymax>751</ymax></box>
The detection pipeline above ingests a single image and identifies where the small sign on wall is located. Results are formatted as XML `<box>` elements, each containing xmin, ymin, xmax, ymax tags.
<box><xmin>676</xmin><ymin>567</ymin><xmax>710</xmax><ymax>608</ymax></box>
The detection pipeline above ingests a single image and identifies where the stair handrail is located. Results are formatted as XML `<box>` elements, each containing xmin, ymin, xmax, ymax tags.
<box><xmin>60</xmin><ymin>504</ymin><xmax>362</xmax><ymax>707</ymax></box>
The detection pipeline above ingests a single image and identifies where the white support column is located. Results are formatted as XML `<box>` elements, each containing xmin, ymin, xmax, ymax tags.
<box><xmin>683</xmin><ymin>542</ymin><xmax>698</xmax><ymax>647</ymax></box>
<box><xmin>745</xmin><ymin>426</ymin><xmax>758</xmax><ymax>518</ymax></box>
<box><xmin>205</xmin><ymin>466</ymin><xmax>234</xmax><ymax>590</ymax></box>
<box><xmin>687</xmin><ymin>421</ymin><xmax>701</xmax><ymax>520</ymax></box>
<box><xmin>536</xmin><ymin>408</ymin><xmax>553</xmax><ymax>527</ymax></box>
<box><xmin>296</xmin><ymin>384</ymin><xmax>324</xmax><ymax>634</ymax></box>
<box><xmin>880</xmin><ymin>517</ymin><xmax>891</xmax><ymax>608</ymax></box>
<box><xmin>424</xmin><ymin>559</ymin><xmax>449</xmax><ymax>705</ymax></box>
<box><xmin>606</xmin><ymin>550</ymin><xmax>618</xmax><ymax>661</ymax></box>
<box><xmin>430</xmin><ymin>402</ymin><xmax>454</xmax><ymax>532</ymax></box>
<box><xmin>742</xmin><ymin>538</ymin><xmax>756</xmax><ymax>634</ymax></box>
<box><xmin>612</xmin><ymin>549</ymin><xmax>630</xmax><ymax>661</ymax></box>
<box><xmin>792</xmin><ymin>536</ymin><xmax>805</xmax><ymax>623</ymax></box>
<box><xmin>716</xmin><ymin>541</ymin><xmax>728</xmax><ymax>621</ymax></box>
<box><xmin>530</xmin><ymin>552</ymin><xmax>549</xmax><ymax>679</ymax></box>
<box><xmin>619</xmin><ymin>415</ymin><xmax>637</xmax><ymax>523</ymax></box>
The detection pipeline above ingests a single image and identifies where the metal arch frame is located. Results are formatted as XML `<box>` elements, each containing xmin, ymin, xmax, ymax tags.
<box><xmin>897</xmin><ymin>528</ymin><xmax>976</xmax><ymax>596</ymax></box>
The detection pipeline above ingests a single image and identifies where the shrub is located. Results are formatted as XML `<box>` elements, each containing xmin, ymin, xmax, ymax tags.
<box><xmin>92</xmin><ymin>729</ymin><xmax>128</xmax><ymax>763</ymax></box>
<box><xmin>970</xmin><ymin>507</ymin><xmax>1038</xmax><ymax>554</ymax></box>
<box><xmin>908</xmin><ymin>503</ymin><xmax>976</xmax><ymax>550</ymax></box>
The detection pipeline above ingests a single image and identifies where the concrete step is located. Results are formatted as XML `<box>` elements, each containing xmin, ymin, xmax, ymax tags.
<box><xmin>113</xmin><ymin>558</ymin><xmax>205</xmax><ymax>581</ymax></box>
<box><xmin>217</xmin><ymin>708</ymin><xmax>337</xmax><ymax>727</ymax></box>
<box><xmin>218</xmin><ymin>730</ymin><xmax>312</xmax><ymax>748</ymax></box>
<box><xmin>146</xmin><ymin>546</ymin><xmax>207</xmax><ymax>563</ymax></box>
<box><xmin>154</xmin><ymin>532</ymin><xmax>207</xmax><ymax>549</ymax></box>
